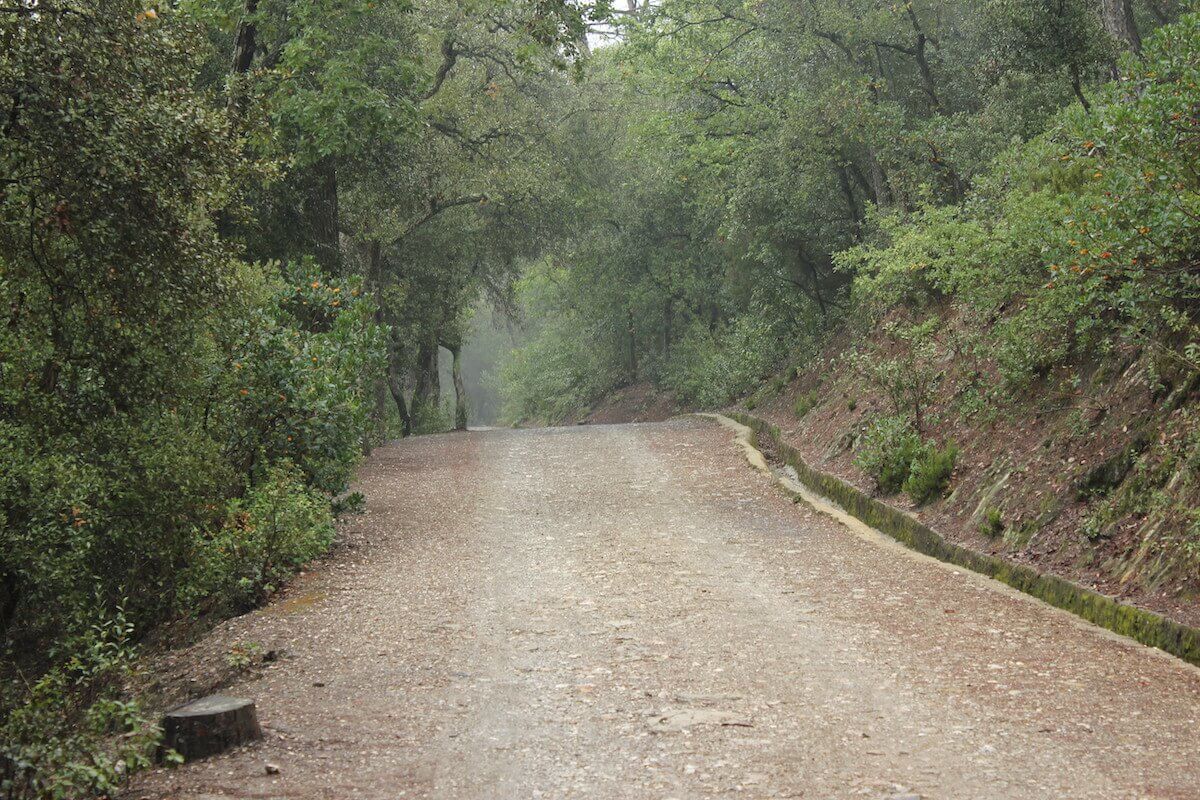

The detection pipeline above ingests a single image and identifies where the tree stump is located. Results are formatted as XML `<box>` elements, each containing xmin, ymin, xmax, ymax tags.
<box><xmin>161</xmin><ymin>695</ymin><xmax>261</xmax><ymax>761</ymax></box>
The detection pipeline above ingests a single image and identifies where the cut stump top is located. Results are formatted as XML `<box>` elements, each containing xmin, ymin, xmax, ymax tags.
<box><xmin>166</xmin><ymin>695</ymin><xmax>254</xmax><ymax>718</ymax></box>
<box><xmin>161</xmin><ymin>694</ymin><xmax>261</xmax><ymax>762</ymax></box>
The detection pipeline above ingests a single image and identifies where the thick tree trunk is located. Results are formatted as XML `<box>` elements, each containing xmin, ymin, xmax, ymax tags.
<box><xmin>1098</xmin><ymin>0</ymin><xmax>1142</xmax><ymax>54</ymax></box>
<box><xmin>161</xmin><ymin>696</ymin><xmax>261</xmax><ymax>762</ymax></box>
<box><xmin>450</xmin><ymin>346</ymin><xmax>468</xmax><ymax>431</ymax></box>
<box><xmin>412</xmin><ymin>342</ymin><xmax>440</xmax><ymax>413</ymax></box>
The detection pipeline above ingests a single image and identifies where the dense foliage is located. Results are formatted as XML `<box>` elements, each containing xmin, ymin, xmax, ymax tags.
<box><xmin>493</xmin><ymin>0</ymin><xmax>1198</xmax><ymax>601</ymax></box>
<box><xmin>1</xmin><ymin>0</ymin><xmax>593</xmax><ymax>794</ymax></box>
<box><xmin>3</xmin><ymin>0</ymin><xmax>1199</xmax><ymax>791</ymax></box>
<box><xmin>498</xmin><ymin>0</ymin><xmax>1190</xmax><ymax>423</ymax></box>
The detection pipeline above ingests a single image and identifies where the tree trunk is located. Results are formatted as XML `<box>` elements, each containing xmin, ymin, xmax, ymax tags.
<box><xmin>800</xmin><ymin>247</ymin><xmax>828</xmax><ymax>317</ymax></box>
<box><xmin>364</xmin><ymin>239</ymin><xmax>411</xmax><ymax>438</ymax></box>
<box><xmin>227</xmin><ymin>0</ymin><xmax>258</xmax><ymax>114</ymax></box>
<box><xmin>301</xmin><ymin>157</ymin><xmax>341</xmax><ymax>272</ymax></box>
<box><xmin>161</xmin><ymin>696</ymin><xmax>261</xmax><ymax>762</ymax></box>
<box><xmin>837</xmin><ymin>164</ymin><xmax>864</xmax><ymax>240</ymax></box>
<box><xmin>1098</xmin><ymin>0</ymin><xmax>1141</xmax><ymax>54</ymax></box>
<box><xmin>450</xmin><ymin>346</ymin><xmax>468</xmax><ymax>431</ymax></box>
<box><xmin>0</xmin><ymin>572</ymin><xmax>19</xmax><ymax>645</ymax></box>
<box><xmin>1069</xmin><ymin>62</ymin><xmax>1092</xmax><ymax>113</ymax></box>
<box><xmin>626</xmin><ymin>310</ymin><xmax>637</xmax><ymax>382</ymax></box>
<box><xmin>412</xmin><ymin>341</ymin><xmax>440</xmax><ymax>413</ymax></box>
<box><xmin>866</xmin><ymin>151</ymin><xmax>893</xmax><ymax>209</ymax></box>
<box><xmin>387</xmin><ymin>351</ymin><xmax>412</xmax><ymax>437</ymax></box>
<box><xmin>1145</xmin><ymin>0</ymin><xmax>1176</xmax><ymax>24</ymax></box>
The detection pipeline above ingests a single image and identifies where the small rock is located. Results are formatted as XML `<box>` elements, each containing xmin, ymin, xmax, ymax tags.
<box><xmin>648</xmin><ymin>708</ymin><xmax>752</xmax><ymax>732</ymax></box>
<box><xmin>265</xmin><ymin>762</ymin><xmax>281</xmax><ymax>775</ymax></box>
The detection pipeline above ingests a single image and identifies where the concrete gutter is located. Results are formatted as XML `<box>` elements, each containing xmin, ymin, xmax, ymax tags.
<box><xmin>703</xmin><ymin>411</ymin><xmax>1200</xmax><ymax>668</ymax></box>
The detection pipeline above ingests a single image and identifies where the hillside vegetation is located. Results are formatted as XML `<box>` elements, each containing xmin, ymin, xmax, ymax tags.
<box><xmin>496</xmin><ymin>0</ymin><xmax>1200</xmax><ymax>649</ymax></box>
<box><xmin>1</xmin><ymin>0</ymin><xmax>1198</xmax><ymax>794</ymax></box>
<box><xmin>0</xmin><ymin>0</ymin><xmax>593</xmax><ymax>794</ymax></box>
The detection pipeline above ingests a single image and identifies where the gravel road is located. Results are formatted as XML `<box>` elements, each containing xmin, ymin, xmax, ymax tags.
<box><xmin>130</xmin><ymin>417</ymin><xmax>1200</xmax><ymax>799</ymax></box>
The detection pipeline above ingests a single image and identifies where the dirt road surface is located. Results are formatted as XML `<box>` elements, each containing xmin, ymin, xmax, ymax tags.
<box><xmin>130</xmin><ymin>418</ymin><xmax>1200</xmax><ymax>799</ymax></box>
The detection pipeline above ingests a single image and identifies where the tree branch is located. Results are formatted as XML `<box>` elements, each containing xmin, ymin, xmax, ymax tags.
<box><xmin>391</xmin><ymin>194</ymin><xmax>488</xmax><ymax>246</ymax></box>
<box><xmin>420</xmin><ymin>36</ymin><xmax>460</xmax><ymax>101</ymax></box>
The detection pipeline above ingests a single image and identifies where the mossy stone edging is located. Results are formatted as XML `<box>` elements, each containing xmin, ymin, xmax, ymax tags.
<box><xmin>728</xmin><ymin>410</ymin><xmax>1200</xmax><ymax>667</ymax></box>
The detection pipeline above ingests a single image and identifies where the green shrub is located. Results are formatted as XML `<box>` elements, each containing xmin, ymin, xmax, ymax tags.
<box><xmin>855</xmin><ymin>416</ymin><xmax>926</xmax><ymax>495</ymax></box>
<box><xmin>793</xmin><ymin>390</ymin><xmax>819</xmax><ymax>418</ymax></box>
<box><xmin>183</xmin><ymin>462</ymin><xmax>335</xmax><ymax>612</ymax></box>
<box><xmin>855</xmin><ymin>415</ymin><xmax>959</xmax><ymax>502</ymax></box>
<box><xmin>661</xmin><ymin>313</ymin><xmax>795</xmax><ymax>409</ymax></box>
<box><xmin>979</xmin><ymin>505</ymin><xmax>1005</xmax><ymax>538</ymax></box>
<box><xmin>904</xmin><ymin>441</ymin><xmax>959</xmax><ymax>505</ymax></box>
<box><xmin>844</xmin><ymin>18</ymin><xmax>1200</xmax><ymax>385</ymax></box>
<box><xmin>0</xmin><ymin>611</ymin><xmax>167</xmax><ymax>800</ymax></box>
<box><xmin>410</xmin><ymin>398</ymin><xmax>455</xmax><ymax>434</ymax></box>
<box><xmin>847</xmin><ymin>319</ymin><xmax>943</xmax><ymax>431</ymax></box>
<box><xmin>0</xmin><ymin>81</ymin><xmax>374</xmax><ymax>791</ymax></box>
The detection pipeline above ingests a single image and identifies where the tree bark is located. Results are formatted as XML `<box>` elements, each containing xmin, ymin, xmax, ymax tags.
<box><xmin>161</xmin><ymin>696</ymin><xmax>261</xmax><ymax>762</ymax></box>
<box><xmin>1069</xmin><ymin>62</ymin><xmax>1092</xmax><ymax>113</ymax></box>
<box><xmin>836</xmin><ymin>163</ymin><xmax>864</xmax><ymax>240</ymax></box>
<box><xmin>800</xmin><ymin>247</ymin><xmax>827</xmax><ymax>317</ymax></box>
<box><xmin>1098</xmin><ymin>0</ymin><xmax>1141</xmax><ymax>54</ymax></box>
<box><xmin>301</xmin><ymin>156</ymin><xmax>341</xmax><ymax>273</ymax></box>
<box><xmin>226</xmin><ymin>0</ymin><xmax>258</xmax><ymax>115</ymax></box>
<box><xmin>412</xmin><ymin>341</ymin><xmax>440</xmax><ymax>413</ymax></box>
<box><xmin>364</xmin><ymin>240</ymin><xmax>411</xmax><ymax>439</ymax></box>
<box><xmin>450</xmin><ymin>346</ymin><xmax>468</xmax><ymax>431</ymax></box>
<box><xmin>866</xmin><ymin>151</ymin><xmax>893</xmax><ymax>209</ymax></box>
<box><xmin>386</xmin><ymin>348</ymin><xmax>412</xmax><ymax>437</ymax></box>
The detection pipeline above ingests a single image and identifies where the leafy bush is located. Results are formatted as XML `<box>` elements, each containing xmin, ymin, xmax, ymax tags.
<box><xmin>410</xmin><ymin>399</ymin><xmax>456</xmax><ymax>434</ymax></box>
<box><xmin>661</xmin><ymin>312</ymin><xmax>798</xmax><ymax>409</ymax></box>
<box><xmin>855</xmin><ymin>415</ymin><xmax>959</xmax><ymax>502</ymax></box>
<box><xmin>184</xmin><ymin>463</ymin><xmax>335</xmax><ymax>612</ymax></box>
<box><xmin>854</xmin><ymin>416</ymin><xmax>927</xmax><ymax>495</ymax></box>
<box><xmin>843</xmin><ymin>19</ymin><xmax>1200</xmax><ymax>386</ymax></box>
<box><xmin>793</xmin><ymin>390</ymin><xmax>819</xmax><ymax>418</ymax></box>
<box><xmin>847</xmin><ymin>319</ymin><xmax>943</xmax><ymax>432</ymax></box>
<box><xmin>499</xmin><ymin>316</ymin><xmax>624</xmax><ymax>424</ymax></box>
<box><xmin>213</xmin><ymin>262</ymin><xmax>385</xmax><ymax>499</ymax></box>
<box><xmin>0</xmin><ymin>612</ymin><xmax>166</xmax><ymax>800</ymax></box>
<box><xmin>979</xmin><ymin>505</ymin><xmax>1005</xmax><ymax>538</ymax></box>
<box><xmin>904</xmin><ymin>441</ymin><xmax>959</xmax><ymax>505</ymax></box>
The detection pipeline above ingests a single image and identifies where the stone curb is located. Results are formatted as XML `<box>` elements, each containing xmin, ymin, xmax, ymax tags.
<box><xmin>721</xmin><ymin>410</ymin><xmax>1200</xmax><ymax>667</ymax></box>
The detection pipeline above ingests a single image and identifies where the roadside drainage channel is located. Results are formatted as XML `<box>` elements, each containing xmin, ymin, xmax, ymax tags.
<box><xmin>700</xmin><ymin>411</ymin><xmax>1200</xmax><ymax>669</ymax></box>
